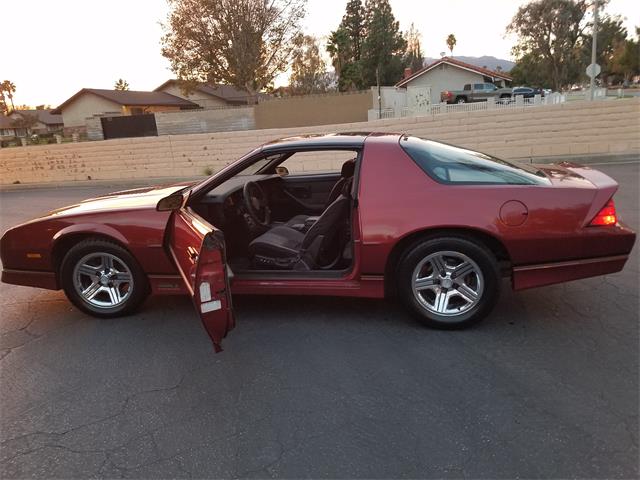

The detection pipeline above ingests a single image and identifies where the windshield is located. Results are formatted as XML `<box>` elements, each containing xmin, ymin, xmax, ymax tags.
<box><xmin>235</xmin><ymin>157</ymin><xmax>275</xmax><ymax>176</ymax></box>
<box><xmin>399</xmin><ymin>136</ymin><xmax>549</xmax><ymax>186</ymax></box>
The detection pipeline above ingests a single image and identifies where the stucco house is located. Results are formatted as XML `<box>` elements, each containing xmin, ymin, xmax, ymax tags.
<box><xmin>0</xmin><ymin>115</ymin><xmax>17</xmax><ymax>140</ymax></box>
<box><xmin>0</xmin><ymin>109</ymin><xmax>63</xmax><ymax>139</ymax></box>
<box><xmin>51</xmin><ymin>89</ymin><xmax>198</xmax><ymax>131</ymax></box>
<box><xmin>155</xmin><ymin>80</ymin><xmax>269</xmax><ymax>108</ymax></box>
<box><xmin>396</xmin><ymin>57</ymin><xmax>512</xmax><ymax>106</ymax></box>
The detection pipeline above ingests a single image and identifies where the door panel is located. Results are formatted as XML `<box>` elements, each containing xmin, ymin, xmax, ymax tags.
<box><xmin>271</xmin><ymin>173</ymin><xmax>340</xmax><ymax>220</ymax></box>
<box><xmin>168</xmin><ymin>208</ymin><xmax>235</xmax><ymax>352</ymax></box>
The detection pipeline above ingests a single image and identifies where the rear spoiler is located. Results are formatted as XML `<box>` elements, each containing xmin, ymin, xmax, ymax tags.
<box><xmin>556</xmin><ymin>162</ymin><xmax>619</xmax><ymax>227</ymax></box>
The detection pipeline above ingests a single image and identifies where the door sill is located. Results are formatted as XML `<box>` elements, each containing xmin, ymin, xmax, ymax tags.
<box><xmin>233</xmin><ymin>268</ymin><xmax>352</xmax><ymax>280</ymax></box>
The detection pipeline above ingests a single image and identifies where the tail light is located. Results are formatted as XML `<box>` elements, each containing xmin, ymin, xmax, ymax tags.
<box><xmin>589</xmin><ymin>199</ymin><xmax>617</xmax><ymax>226</ymax></box>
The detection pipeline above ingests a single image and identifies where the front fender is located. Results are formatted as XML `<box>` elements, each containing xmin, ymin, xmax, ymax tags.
<box><xmin>52</xmin><ymin>223</ymin><xmax>131</xmax><ymax>247</ymax></box>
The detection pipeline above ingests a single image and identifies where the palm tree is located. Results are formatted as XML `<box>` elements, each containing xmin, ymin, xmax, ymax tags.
<box><xmin>2</xmin><ymin>81</ymin><xmax>16</xmax><ymax>112</ymax></box>
<box><xmin>446</xmin><ymin>34</ymin><xmax>456</xmax><ymax>57</ymax></box>
<box><xmin>0</xmin><ymin>89</ymin><xmax>6</xmax><ymax>115</ymax></box>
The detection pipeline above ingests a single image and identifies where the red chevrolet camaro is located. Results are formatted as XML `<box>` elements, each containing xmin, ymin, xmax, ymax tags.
<box><xmin>1</xmin><ymin>133</ymin><xmax>636</xmax><ymax>351</ymax></box>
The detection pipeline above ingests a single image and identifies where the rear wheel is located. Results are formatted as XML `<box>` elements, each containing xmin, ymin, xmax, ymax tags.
<box><xmin>455</xmin><ymin>97</ymin><xmax>466</xmax><ymax>104</ymax></box>
<box><xmin>60</xmin><ymin>239</ymin><xmax>149</xmax><ymax>318</ymax></box>
<box><xmin>397</xmin><ymin>237</ymin><xmax>500</xmax><ymax>329</ymax></box>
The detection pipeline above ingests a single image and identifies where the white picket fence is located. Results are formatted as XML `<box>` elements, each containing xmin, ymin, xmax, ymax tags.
<box><xmin>368</xmin><ymin>87</ymin><xmax>611</xmax><ymax>120</ymax></box>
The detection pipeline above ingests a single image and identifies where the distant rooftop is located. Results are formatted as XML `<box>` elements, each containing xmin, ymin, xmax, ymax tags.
<box><xmin>396</xmin><ymin>56</ymin><xmax>512</xmax><ymax>88</ymax></box>
<box><xmin>12</xmin><ymin>109</ymin><xmax>63</xmax><ymax>125</ymax></box>
<box><xmin>52</xmin><ymin>88</ymin><xmax>198</xmax><ymax>113</ymax></box>
<box><xmin>155</xmin><ymin>80</ymin><xmax>270</xmax><ymax>104</ymax></box>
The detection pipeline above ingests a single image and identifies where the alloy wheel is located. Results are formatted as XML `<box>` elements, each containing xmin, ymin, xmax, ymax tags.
<box><xmin>411</xmin><ymin>250</ymin><xmax>484</xmax><ymax>318</ymax></box>
<box><xmin>72</xmin><ymin>252</ymin><xmax>134</xmax><ymax>309</ymax></box>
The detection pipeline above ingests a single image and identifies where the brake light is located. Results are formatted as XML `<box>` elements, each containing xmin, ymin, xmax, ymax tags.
<box><xmin>589</xmin><ymin>199</ymin><xmax>617</xmax><ymax>226</ymax></box>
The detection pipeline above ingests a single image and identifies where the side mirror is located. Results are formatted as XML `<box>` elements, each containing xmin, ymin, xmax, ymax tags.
<box><xmin>275</xmin><ymin>166</ymin><xmax>289</xmax><ymax>177</ymax></box>
<box><xmin>156</xmin><ymin>193</ymin><xmax>184</xmax><ymax>211</ymax></box>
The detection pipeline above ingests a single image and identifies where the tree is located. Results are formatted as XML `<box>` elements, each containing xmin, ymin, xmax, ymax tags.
<box><xmin>404</xmin><ymin>23</ymin><xmax>424</xmax><ymax>73</ymax></box>
<box><xmin>580</xmin><ymin>15</ymin><xmax>627</xmax><ymax>84</ymax></box>
<box><xmin>507</xmin><ymin>0</ymin><xmax>589</xmax><ymax>90</ymax></box>
<box><xmin>360</xmin><ymin>0</ymin><xmax>407</xmax><ymax>86</ymax></box>
<box><xmin>161</xmin><ymin>0</ymin><xmax>306</xmax><ymax>103</ymax></box>
<box><xmin>289</xmin><ymin>35</ymin><xmax>331</xmax><ymax>94</ymax></box>
<box><xmin>341</xmin><ymin>0</ymin><xmax>366</xmax><ymax>62</ymax></box>
<box><xmin>1</xmin><ymin>80</ymin><xmax>16</xmax><ymax>112</ymax></box>
<box><xmin>327</xmin><ymin>0</ymin><xmax>366</xmax><ymax>91</ymax></box>
<box><xmin>610</xmin><ymin>27</ymin><xmax>640</xmax><ymax>82</ymax></box>
<box><xmin>10</xmin><ymin>111</ymin><xmax>38</xmax><ymax>135</ymax></box>
<box><xmin>510</xmin><ymin>52</ymin><xmax>550</xmax><ymax>86</ymax></box>
<box><xmin>114</xmin><ymin>78</ymin><xmax>130</xmax><ymax>91</ymax></box>
<box><xmin>446</xmin><ymin>34</ymin><xmax>456</xmax><ymax>56</ymax></box>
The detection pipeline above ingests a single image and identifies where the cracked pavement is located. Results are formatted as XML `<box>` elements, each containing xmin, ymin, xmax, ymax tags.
<box><xmin>0</xmin><ymin>163</ymin><xmax>638</xmax><ymax>479</ymax></box>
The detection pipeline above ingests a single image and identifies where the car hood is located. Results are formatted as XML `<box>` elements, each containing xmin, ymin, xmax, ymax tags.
<box><xmin>43</xmin><ymin>182</ymin><xmax>195</xmax><ymax>219</ymax></box>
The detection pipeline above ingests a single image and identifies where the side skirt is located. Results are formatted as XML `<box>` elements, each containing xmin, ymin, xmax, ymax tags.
<box><xmin>512</xmin><ymin>254</ymin><xmax>629</xmax><ymax>290</ymax></box>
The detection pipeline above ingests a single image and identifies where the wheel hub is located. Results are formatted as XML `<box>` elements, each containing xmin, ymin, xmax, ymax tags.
<box><xmin>440</xmin><ymin>277</ymin><xmax>453</xmax><ymax>289</ymax></box>
<box><xmin>99</xmin><ymin>274</ymin><xmax>110</xmax><ymax>286</ymax></box>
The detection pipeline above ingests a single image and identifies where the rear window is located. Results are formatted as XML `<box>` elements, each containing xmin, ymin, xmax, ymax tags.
<box><xmin>399</xmin><ymin>136</ymin><xmax>548</xmax><ymax>185</ymax></box>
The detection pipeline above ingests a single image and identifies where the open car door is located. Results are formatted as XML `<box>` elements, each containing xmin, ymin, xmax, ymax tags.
<box><xmin>167</xmin><ymin>207</ymin><xmax>235</xmax><ymax>352</ymax></box>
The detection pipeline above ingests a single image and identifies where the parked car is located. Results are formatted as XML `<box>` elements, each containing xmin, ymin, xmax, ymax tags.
<box><xmin>441</xmin><ymin>83</ymin><xmax>513</xmax><ymax>104</ymax></box>
<box><xmin>1</xmin><ymin>134</ymin><xmax>636</xmax><ymax>352</ymax></box>
<box><xmin>512</xmin><ymin>87</ymin><xmax>545</xmax><ymax>98</ymax></box>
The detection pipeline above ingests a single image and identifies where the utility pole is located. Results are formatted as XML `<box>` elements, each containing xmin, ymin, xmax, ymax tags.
<box><xmin>589</xmin><ymin>0</ymin><xmax>599</xmax><ymax>101</ymax></box>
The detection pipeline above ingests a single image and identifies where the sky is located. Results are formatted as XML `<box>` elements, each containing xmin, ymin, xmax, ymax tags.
<box><xmin>1</xmin><ymin>0</ymin><xmax>639</xmax><ymax>108</ymax></box>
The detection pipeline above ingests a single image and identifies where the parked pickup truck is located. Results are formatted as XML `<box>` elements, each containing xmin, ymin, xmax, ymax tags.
<box><xmin>441</xmin><ymin>83</ymin><xmax>512</xmax><ymax>104</ymax></box>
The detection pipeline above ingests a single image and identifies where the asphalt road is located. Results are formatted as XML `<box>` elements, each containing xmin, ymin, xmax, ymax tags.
<box><xmin>0</xmin><ymin>163</ymin><xmax>638</xmax><ymax>479</ymax></box>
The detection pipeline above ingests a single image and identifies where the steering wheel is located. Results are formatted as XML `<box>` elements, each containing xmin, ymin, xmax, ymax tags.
<box><xmin>243</xmin><ymin>181</ymin><xmax>271</xmax><ymax>227</ymax></box>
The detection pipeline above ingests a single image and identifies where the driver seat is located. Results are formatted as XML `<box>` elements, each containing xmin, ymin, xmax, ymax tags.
<box><xmin>249</xmin><ymin>180</ymin><xmax>352</xmax><ymax>270</ymax></box>
<box><xmin>284</xmin><ymin>158</ymin><xmax>355</xmax><ymax>230</ymax></box>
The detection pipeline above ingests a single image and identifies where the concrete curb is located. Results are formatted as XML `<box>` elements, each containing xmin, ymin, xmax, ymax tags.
<box><xmin>1</xmin><ymin>153</ymin><xmax>638</xmax><ymax>192</ymax></box>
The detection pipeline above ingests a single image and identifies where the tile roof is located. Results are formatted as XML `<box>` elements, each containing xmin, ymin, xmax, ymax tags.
<box><xmin>155</xmin><ymin>80</ymin><xmax>270</xmax><ymax>104</ymax></box>
<box><xmin>13</xmin><ymin>109</ymin><xmax>63</xmax><ymax>125</ymax></box>
<box><xmin>51</xmin><ymin>89</ymin><xmax>198</xmax><ymax>114</ymax></box>
<box><xmin>0</xmin><ymin>115</ymin><xmax>13</xmax><ymax>129</ymax></box>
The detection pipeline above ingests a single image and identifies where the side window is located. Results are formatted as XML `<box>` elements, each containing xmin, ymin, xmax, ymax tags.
<box><xmin>473</xmin><ymin>84</ymin><xmax>484</xmax><ymax>90</ymax></box>
<box><xmin>463</xmin><ymin>84</ymin><xmax>471</xmax><ymax>90</ymax></box>
<box><xmin>278</xmin><ymin>150</ymin><xmax>357</xmax><ymax>175</ymax></box>
<box><xmin>399</xmin><ymin>136</ymin><xmax>549</xmax><ymax>186</ymax></box>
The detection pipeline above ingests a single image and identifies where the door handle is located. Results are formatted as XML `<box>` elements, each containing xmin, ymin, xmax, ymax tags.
<box><xmin>188</xmin><ymin>246</ymin><xmax>199</xmax><ymax>262</ymax></box>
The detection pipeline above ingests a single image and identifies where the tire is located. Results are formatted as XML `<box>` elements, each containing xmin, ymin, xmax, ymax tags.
<box><xmin>60</xmin><ymin>238</ymin><xmax>149</xmax><ymax>318</ymax></box>
<box><xmin>396</xmin><ymin>236</ymin><xmax>500</xmax><ymax>329</ymax></box>
<box><xmin>455</xmin><ymin>97</ymin><xmax>466</xmax><ymax>104</ymax></box>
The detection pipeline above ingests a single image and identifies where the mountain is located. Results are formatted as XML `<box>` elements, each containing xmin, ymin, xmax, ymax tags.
<box><xmin>423</xmin><ymin>56</ymin><xmax>515</xmax><ymax>73</ymax></box>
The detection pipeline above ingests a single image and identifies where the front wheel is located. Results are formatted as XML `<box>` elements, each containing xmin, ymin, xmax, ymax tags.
<box><xmin>397</xmin><ymin>237</ymin><xmax>500</xmax><ymax>329</ymax></box>
<box><xmin>60</xmin><ymin>239</ymin><xmax>149</xmax><ymax>318</ymax></box>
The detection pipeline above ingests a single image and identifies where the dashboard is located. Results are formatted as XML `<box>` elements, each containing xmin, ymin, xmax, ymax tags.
<box><xmin>201</xmin><ymin>174</ymin><xmax>281</xmax><ymax>205</ymax></box>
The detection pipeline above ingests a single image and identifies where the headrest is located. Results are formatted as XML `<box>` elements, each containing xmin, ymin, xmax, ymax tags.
<box><xmin>341</xmin><ymin>159</ymin><xmax>356</xmax><ymax>178</ymax></box>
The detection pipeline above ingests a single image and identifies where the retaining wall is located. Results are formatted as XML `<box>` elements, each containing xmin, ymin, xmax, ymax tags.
<box><xmin>1</xmin><ymin>98</ymin><xmax>638</xmax><ymax>185</ymax></box>
<box><xmin>254</xmin><ymin>91</ymin><xmax>370</xmax><ymax>129</ymax></box>
<box><xmin>155</xmin><ymin>107</ymin><xmax>255</xmax><ymax>136</ymax></box>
